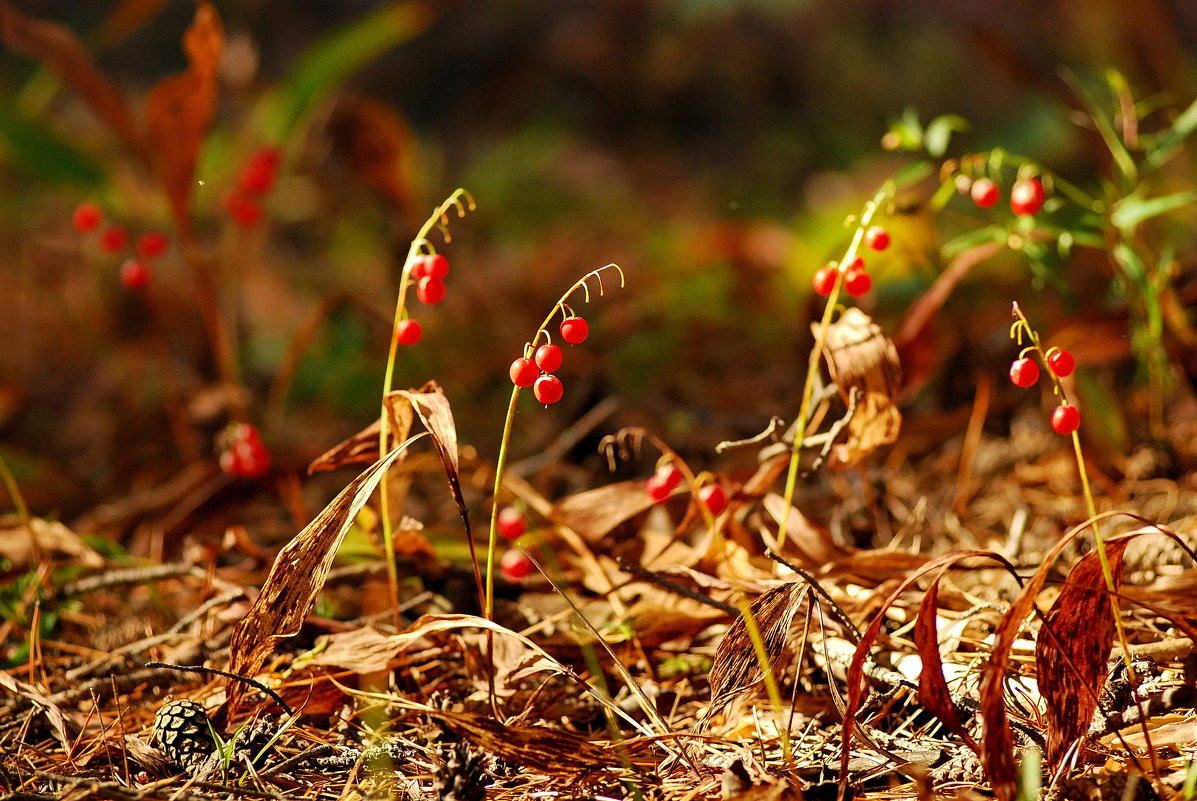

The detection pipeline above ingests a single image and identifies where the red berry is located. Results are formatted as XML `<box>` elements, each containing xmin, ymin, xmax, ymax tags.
<box><xmin>812</xmin><ymin>266</ymin><xmax>838</xmax><ymax>297</ymax></box>
<box><xmin>1051</xmin><ymin>404</ymin><xmax>1080</xmax><ymax>435</ymax></box>
<box><xmin>863</xmin><ymin>226</ymin><xmax>890</xmax><ymax>251</ymax></box>
<box><xmin>844</xmin><ymin>269</ymin><xmax>872</xmax><ymax>298</ymax></box>
<box><xmin>426</xmin><ymin>253</ymin><xmax>450</xmax><ymax>279</ymax></box>
<box><xmin>416</xmin><ymin>276</ymin><xmax>446</xmax><ymax>304</ymax></box>
<box><xmin>72</xmin><ymin>203</ymin><xmax>102</xmax><ymax>233</ymax></box>
<box><xmin>533</xmin><ymin>374</ymin><xmax>563</xmax><ymax>404</ymax></box>
<box><xmin>1009</xmin><ymin>358</ymin><xmax>1040</xmax><ymax>388</ymax></box>
<box><xmin>534</xmin><ymin>344</ymin><xmax>563</xmax><ymax>373</ymax></box>
<box><xmin>410</xmin><ymin>256</ymin><xmax>432</xmax><ymax>279</ymax></box>
<box><xmin>1010</xmin><ymin>177</ymin><xmax>1045</xmax><ymax>216</ymax></box>
<box><xmin>136</xmin><ymin>231</ymin><xmax>170</xmax><ymax>259</ymax></box>
<box><xmin>99</xmin><ymin>226</ymin><xmax>127</xmax><ymax>253</ymax></box>
<box><xmin>559</xmin><ymin>316</ymin><xmax>589</xmax><ymax>344</ymax></box>
<box><xmin>227</xmin><ymin>194</ymin><xmax>264</xmax><ymax>228</ymax></box>
<box><xmin>645</xmin><ymin>464</ymin><xmax>683</xmax><ymax>503</ymax></box>
<box><xmin>395</xmin><ymin>319</ymin><xmax>422</xmax><ymax>345</ymax></box>
<box><xmin>497</xmin><ymin>506</ymin><xmax>527</xmax><ymax>540</ymax></box>
<box><xmin>509</xmin><ymin>357</ymin><xmax>538</xmax><ymax>387</ymax></box>
<box><xmin>238</xmin><ymin>147</ymin><xmax>280</xmax><ymax>195</ymax></box>
<box><xmin>698</xmin><ymin>483</ymin><xmax>728</xmax><ymax>516</ymax></box>
<box><xmin>218</xmin><ymin>423</ymin><xmax>271</xmax><ymax>478</ymax></box>
<box><xmin>500</xmin><ymin>548</ymin><xmax>534</xmax><ymax>581</ymax></box>
<box><xmin>971</xmin><ymin>178</ymin><xmax>1000</xmax><ymax>209</ymax></box>
<box><xmin>120</xmin><ymin>259</ymin><xmax>152</xmax><ymax>290</ymax></box>
<box><xmin>1047</xmin><ymin>349</ymin><xmax>1075</xmax><ymax>377</ymax></box>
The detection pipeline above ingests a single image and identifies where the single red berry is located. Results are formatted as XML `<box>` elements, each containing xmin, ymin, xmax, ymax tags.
<box><xmin>534</xmin><ymin>344</ymin><xmax>563</xmax><ymax>373</ymax></box>
<box><xmin>844</xmin><ymin>269</ymin><xmax>872</xmax><ymax>298</ymax></box>
<box><xmin>227</xmin><ymin>194</ymin><xmax>264</xmax><ymax>228</ymax></box>
<box><xmin>1010</xmin><ymin>177</ymin><xmax>1045</xmax><ymax>216</ymax></box>
<box><xmin>497</xmin><ymin>506</ymin><xmax>527</xmax><ymax>540</ymax></box>
<box><xmin>559</xmin><ymin>316</ymin><xmax>589</xmax><ymax>344</ymax></box>
<box><xmin>395</xmin><ymin>319</ymin><xmax>422</xmax><ymax>345</ymax></box>
<box><xmin>1009</xmin><ymin>358</ymin><xmax>1040</xmax><ymax>388</ymax></box>
<box><xmin>500</xmin><ymin>548</ymin><xmax>534</xmax><ymax>581</ymax></box>
<box><xmin>1051</xmin><ymin>404</ymin><xmax>1081</xmax><ymax>435</ymax></box>
<box><xmin>970</xmin><ymin>178</ymin><xmax>1000</xmax><ymax>209</ymax></box>
<box><xmin>119</xmin><ymin>259</ymin><xmax>152</xmax><ymax>290</ymax></box>
<box><xmin>99</xmin><ymin>226</ymin><xmax>127</xmax><ymax>253</ymax></box>
<box><xmin>1047</xmin><ymin>349</ymin><xmax>1075</xmax><ymax>377</ymax></box>
<box><xmin>416</xmin><ymin>276</ymin><xmax>446</xmax><ymax>304</ymax></box>
<box><xmin>533</xmin><ymin>374</ymin><xmax>563</xmax><ymax>404</ymax></box>
<box><xmin>698</xmin><ymin>483</ymin><xmax>728</xmax><ymax>516</ymax></box>
<box><xmin>410</xmin><ymin>255</ymin><xmax>432</xmax><ymax>279</ymax></box>
<box><xmin>426</xmin><ymin>253</ymin><xmax>450</xmax><ymax>279</ymax></box>
<box><xmin>646</xmin><ymin>463</ymin><xmax>683</xmax><ymax>503</ymax></box>
<box><xmin>72</xmin><ymin>203</ymin><xmax>102</xmax><ymax>233</ymax></box>
<box><xmin>136</xmin><ymin>231</ymin><xmax>170</xmax><ymax>259</ymax></box>
<box><xmin>812</xmin><ymin>266</ymin><xmax>838</xmax><ymax>297</ymax></box>
<box><xmin>863</xmin><ymin>226</ymin><xmax>890</xmax><ymax>251</ymax></box>
<box><xmin>219</xmin><ymin>423</ymin><xmax>271</xmax><ymax>478</ymax></box>
<box><xmin>238</xmin><ymin>147</ymin><xmax>280</xmax><ymax>195</ymax></box>
<box><xmin>509</xmin><ymin>357</ymin><xmax>538</xmax><ymax>387</ymax></box>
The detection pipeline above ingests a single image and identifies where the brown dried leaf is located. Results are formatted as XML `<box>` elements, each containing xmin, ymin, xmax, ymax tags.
<box><xmin>224</xmin><ymin>436</ymin><xmax>422</xmax><ymax>712</ymax></box>
<box><xmin>914</xmin><ymin>579</ymin><xmax>979</xmax><ymax>754</ymax></box>
<box><xmin>428</xmin><ymin>710</ymin><xmax>627</xmax><ymax>773</ymax></box>
<box><xmin>145</xmin><ymin>2</ymin><xmax>222</xmax><ymax>236</ymax></box>
<box><xmin>761</xmin><ymin>493</ymin><xmax>854</xmax><ymax>565</ymax></box>
<box><xmin>551</xmin><ymin>480</ymin><xmax>658</xmax><ymax>542</ymax></box>
<box><xmin>817</xmin><ymin>307</ymin><xmax>902</xmax><ymax>469</ymax></box>
<box><xmin>0</xmin><ymin>2</ymin><xmax>146</xmax><ymax>163</ymax></box>
<box><xmin>1036</xmin><ymin>541</ymin><xmax>1129</xmax><ymax>767</ymax></box>
<box><xmin>0</xmin><ymin>517</ymin><xmax>104</xmax><ymax>568</ymax></box>
<box><xmin>308</xmin><ymin>399</ymin><xmax>414</xmax><ymax>474</ymax></box>
<box><xmin>704</xmin><ymin>581</ymin><xmax>808</xmax><ymax>726</ymax></box>
<box><xmin>329</xmin><ymin>96</ymin><xmax>415</xmax><ymax>214</ymax></box>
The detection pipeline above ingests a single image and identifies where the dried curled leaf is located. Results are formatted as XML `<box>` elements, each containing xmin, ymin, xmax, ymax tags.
<box><xmin>817</xmin><ymin>307</ymin><xmax>902</xmax><ymax>469</ymax></box>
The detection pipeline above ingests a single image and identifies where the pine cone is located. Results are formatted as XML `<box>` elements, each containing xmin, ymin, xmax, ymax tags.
<box><xmin>153</xmin><ymin>699</ymin><xmax>214</xmax><ymax>771</ymax></box>
<box><xmin>432</xmin><ymin>742</ymin><xmax>489</xmax><ymax>801</ymax></box>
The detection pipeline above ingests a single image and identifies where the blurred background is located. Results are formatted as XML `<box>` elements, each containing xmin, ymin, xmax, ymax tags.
<box><xmin>2</xmin><ymin>0</ymin><xmax>1197</xmax><ymax>546</ymax></box>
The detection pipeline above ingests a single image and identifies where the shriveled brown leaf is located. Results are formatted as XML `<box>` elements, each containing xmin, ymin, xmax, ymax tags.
<box><xmin>329</xmin><ymin>96</ymin><xmax>415</xmax><ymax>214</ymax></box>
<box><xmin>551</xmin><ymin>480</ymin><xmax>660</xmax><ymax>542</ymax></box>
<box><xmin>224</xmin><ymin>436</ymin><xmax>422</xmax><ymax>712</ymax></box>
<box><xmin>0</xmin><ymin>2</ymin><xmax>146</xmax><ymax>164</ymax></box>
<box><xmin>145</xmin><ymin>2</ymin><xmax>222</xmax><ymax>236</ymax></box>
<box><xmin>761</xmin><ymin>493</ymin><xmax>854</xmax><ymax>565</ymax></box>
<box><xmin>1036</xmin><ymin>540</ymin><xmax>1128</xmax><ymax>767</ymax></box>
<box><xmin>817</xmin><ymin>307</ymin><xmax>902</xmax><ymax>469</ymax></box>
<box><xmin>704</xmin><ymin>581</ymin><xmax>808</xmax><ymax>726</ymax></box>
<box><xmin>914</xmin><ymin>579</ymin><xmax>979</xmax><ymax>754</ymax></box>
<box><xmin>0</xmin><ymin>670</ymin><xmax>71</xmax><ymax>749</ymax></box>
<box><xmin>308</xmin><ymin>400</ymin><xmax>414</xmax><ymax>474</ymax></box>
<box><xmin>0</xmin><ymin>517</ymin><xmax>104</xmax><ymax>568</ymax></box>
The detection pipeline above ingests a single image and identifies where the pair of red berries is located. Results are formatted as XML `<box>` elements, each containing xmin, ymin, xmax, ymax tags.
<box><xmin>645</xmin><ymin>464</ymin><xmax>728</xmax><ymax>515</ymax></box>
<box><xmin>812</xmin><ymin>225</ymin><xmax>888</xmax><ymax>298</ymax></box>
<box><xmin>1009</xmin><ymin>348</ymin><xmax>1079</xmax><ymax>434</ymax></box>
<box><xmin>217</xmin><ymin>422</ymin><xmax>272</xmax><ymax>479</ymax></box>
<box><xmin>970</xmin><ymin>176</ymin><xmax>1046</xmax><ymax>217</ymax></box>
<box><xmin>394</xmin><ymin>253</ymin><xmax>455</xmax><ymax>346</ymax></box>
<box><xmin>225</xmin><ymin>147</ymin><xmax>280</xmax><ymax>229</ymax></box>
<box><xmin>508</xmin><ymin>315</ymin><xmax>590</xmax><ymax>404</ymax></box>
<box><xmin>73</xmin><ymin>203</ymin><xmax>170</xmax><ymax>291</ymax></box>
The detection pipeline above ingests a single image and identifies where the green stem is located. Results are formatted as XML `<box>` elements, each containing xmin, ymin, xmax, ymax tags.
<box><xmin>485</xmin><ymin>388</ymin><xmax>521</xmax><ymax>620</ymax></box>
<box><xmin>0</xmin><ymin>452</ymin><xmax>29</xmax><ymax>523</ymax></box>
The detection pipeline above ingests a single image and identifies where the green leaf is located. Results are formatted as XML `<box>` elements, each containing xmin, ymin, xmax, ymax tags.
<box><xmin>1110</xmin><ymin>189</ymin><xmax>1197</xmax><ymax>231</ymax></box>
<box><xmin>0</xmin><ymin>106</ymin><xmax>102</xmax><ymax>186</ymax></box>
<box><xmin>923</xmin><ymin>114</ymin><xmax>969</xmax><ymax>158</ymax></box>
<box><xmin>942</xmin><ymin>225</ymin><xmax>1006</xmax><ymax>259</ymax></box>
<box><xmin>262</xmin><ymin>3</ymin><xmax>430</xmax><ymax>141</ymax></box>
<box><xmin>1144</xmin><ymin>95</ymin><xmax>1197</xmax><ymax>171</ymax></box>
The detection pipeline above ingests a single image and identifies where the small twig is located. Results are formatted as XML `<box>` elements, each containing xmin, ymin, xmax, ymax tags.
<box><xmin>145</xmin><ymin>663</ymin><xmax>295</xmax><ymax>717</ymax></box>
<box><xmin>259</xmin><ymin>743</ymin><xmax>338</xmax><ymax>777</ymax></box>
<box><xmin>615</xmin><ymin>558</ymin><xmax>738</xmax><ymax>616</ymax></box>
<box><xmin>763</xmin><ymin>549</ymin><xmax>862</xmax><ymax>642</ymax></box>
<box><xmin>57</xmin><ymin>563</ymin><xmax>201</xmax><ymax>598</ymax></box>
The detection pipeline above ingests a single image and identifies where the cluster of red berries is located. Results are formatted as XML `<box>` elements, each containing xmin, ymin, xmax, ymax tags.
<box><xmin>73</xmin><ymin>203</ymin><xmax>170</xmax><ymax>291</ymax></box>
<box><xmin>223</xmin><ymin>147</ymin><xmax>280</xmax><ymax>229</ymax></box>
<box><xmin>393</xmin><ymin>252</ymin><xmax>454</xmax><ymax>346</ymax></box>
<box><xmin>1009</xmin><ymin>348</ymin><xmax>1079</xmax><ymax>434</ymax></box>
<box><xmin>967</xmin><ymin>176</ymin><xmax>1046</xmax><ymax>216</ymax></box>
<box><xmin>644</xmin><ymin>462</ymin><xmax>728</xmax><ymax>515</ymax></box>
<box><xmin>509</xmin><ymin>314</ymin><xmax>590</xmax><ymax>405</ymax></box>
<box><xmin>217</xmin><ymin>422</ymin><xmax>272</xmax><ymax>478</ymax></box>
<box><xmin>495</xmin><ymin>505</ymin><xmax>534</xmax><ymax>581</ymax></box>
<box><xmin>812</xmin><ymin>225</ymin><xmax>888</xmax><ymax>298</ymax></box>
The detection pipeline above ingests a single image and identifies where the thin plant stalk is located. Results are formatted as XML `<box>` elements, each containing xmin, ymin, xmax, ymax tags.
<box><xmin>778</xmin><ymin>184</ymin><xmax>892</xmax><ymax>546</ymax></box>
<box><xmin>483</xmin><ymin>264</ymin><xmax>624</xmax><ymax>620</ymax></box>
<box><xmin>377</xmin><ymin>189</ymin><xmax>474</xmax><ymax>625</ymax></box>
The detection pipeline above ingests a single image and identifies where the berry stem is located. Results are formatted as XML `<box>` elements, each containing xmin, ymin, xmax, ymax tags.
<box><xmin>778</xmin><ymin>184</ymin><xmax>892</xmax><ymax>546</ymax></box>
<box><xmin>378</xmin><ymin>188</ymin><xmax>475</xmax><ymax>626</ymax></box>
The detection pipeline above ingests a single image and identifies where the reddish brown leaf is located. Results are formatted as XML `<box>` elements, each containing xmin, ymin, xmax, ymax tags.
<box><xmin>224</xmin><ymin>437</ymin><xmax>421</xmax><ymax>712</ymax></box>
<box><xmin>329</xmin><ymin>96</ymin><xmax>415</xmax><ymax>215</ymax></box>
<box><xmin>914</xmin><ymin>579</ymin><xmax>979</xmax><ymax>754</ymax></box>
<box><xmin>1036</xmin><ymin>541</ymin><xmax>1129</xmax><ymax>767</ymax></box>
<box><xmin>0</xmin><ymin>2</ymin><xmax>146</xmax><ymax>163</ymax></box>
<box><xmin>145</xmin><ymin>2</ymin><xmax>223</xmax><ymax>236</ymax></box>
<box><xmin>551</xmin><ymin>480</ymin><xmax>659</xmax><ymax>542</ymax></box>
